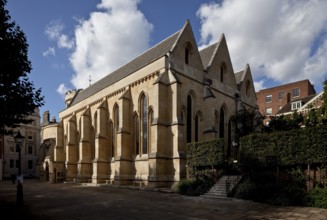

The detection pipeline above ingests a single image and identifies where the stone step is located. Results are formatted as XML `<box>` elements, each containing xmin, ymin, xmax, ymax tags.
<box><xmin>202</xmin><ymin>175</ymin><xmax>241</xmax><ymax>199</ymax></box>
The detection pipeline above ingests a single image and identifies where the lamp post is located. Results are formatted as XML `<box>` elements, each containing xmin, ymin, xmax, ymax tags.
<box><xmin>14</xmin><ymin>130</ymin><xmax>24</xmax><ymax>206</ymax></box>
<box><xmin>14</xmin><ymin>131</ymin><xmax>24</xmax><ymax>177</ymax></box>
<box><xmin>232</xmin><ymin>140</ymin><xmax>238</xmax><ymax>163</ymax></box>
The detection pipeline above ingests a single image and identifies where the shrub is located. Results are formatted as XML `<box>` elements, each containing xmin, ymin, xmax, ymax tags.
<box><xmin>233</xmin><ymin>177</ymin><xmax>256</xmax><ymax>200</ymax></box>
<box><xmin>171</xmin><ymin>178</ymin><xmax>212</xmax><ymax>196</ymax></box>
<box><xmin>305</xmin><ymin>187</ymin><xmax>327</xmax><ymax>208</ymax></box>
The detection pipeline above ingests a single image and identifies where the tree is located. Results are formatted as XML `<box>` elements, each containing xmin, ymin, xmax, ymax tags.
<box><xmin>0</xmin><ymin>0</ymin><xmax>44</xmax><ymax>134</ymax></box>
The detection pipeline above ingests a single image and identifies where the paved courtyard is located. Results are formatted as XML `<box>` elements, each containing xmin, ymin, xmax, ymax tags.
<box><xmin>0</xmin><ymin>179</ymin><xmax>326</xmax><ymax>220</ymax></box>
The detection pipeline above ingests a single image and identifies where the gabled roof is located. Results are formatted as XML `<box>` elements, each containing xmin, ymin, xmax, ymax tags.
<box><xmin>199</xmin><ymin>42</ymin><xmax>218</xmax><ymax>70</ymax></box>
<box><xmin>199</xmin><ymin>34</ymin><xmax>226</xmax><ymax>70</ymax></box>
<box><xmin>276</xmin><ymin>94</ymin><xmax>317</xmax><ymax>115</ymax></box>
<box><xmin>234</xmin><ymin>69</ymin><xmax>245</xmax><ymax>85</ymax></box>
<box><xmin>68</xmin><ymin>23</ymin><xmax>187</xmax><ymax>107</ymax></box>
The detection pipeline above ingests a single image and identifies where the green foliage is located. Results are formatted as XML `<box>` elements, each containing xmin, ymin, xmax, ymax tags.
<box><xmin>233</xmin><ymin>169</ymin><xmax>307</xmax><ymax>206</ymax></box>
<box><xmin>240</xmin><ymin>126</ymin><xmax>327</xmax><ymax>168</ymax></box>
<box><xmin>265</xmin><ymin>112</ymin><xmax>303</xmax><ymax>132</ymax></box>
<box><xmin>305</xmin><ymin>187</ymin><xmax>327</xmax><ymax>208</ymax></box>
<box><xmin>233</xmin><ymin>177</ymin><xmax>257</xmax><ymax>199</ymax></box>
<box><xmin>230</xmin><ymin>109</ymin><xmax>263</xmax><ymax>139</ymax></box>
<box><xmin>186</xmin><ymin>139</ymin><xmax>225</xmax><ymax>169</ymax></box>
<box><xmin>171</xmin><ymin>178</ymin><xmax>210</xmax><ymax>196</ymax></box>
<box><xmin>0</xmin><ymin>0</ymin><xmax>44</xmax><ymax>134</ymax></box>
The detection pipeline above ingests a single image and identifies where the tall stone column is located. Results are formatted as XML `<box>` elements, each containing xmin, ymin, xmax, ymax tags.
<box><xmin>65</xmin><ymin>115</ymin><xmax>78</xmax><ymax>181</ymax></box>
<box><xmin>78</xmin><ymin>109</ymin><xmax>92</xmax><ymax>182</ymax></box>
<box><xmin>53</xmin><ymin>121</ymin><xmax>66</xmax><ymax>181</ymax></box>
<box><xmin>148</xmin><ymin>70</ymin><xmax>184</xmax><ymax>187</ymax></box>
<box><xmin>114</xmin><ymin>89</ymin><xmax>132</xmax><ymax>185</ymax></box>
<box><xmin>92</xmin><ymin>101</ymin><xmax>109</xmax><ymax>183</ymax></box>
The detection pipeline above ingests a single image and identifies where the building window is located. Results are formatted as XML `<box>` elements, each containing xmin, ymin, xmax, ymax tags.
<box><xmin>219</xmin><ymin>106</ymin><xmax>225</xmax><ymax>139</ymax></box>
<box><xmin>9</xmin><ymin>143</ymin><xmax>14</xmax><ymax>152</ymax></box>
<box><xmin>109</xmin><ymin>121</ymin><xmax>114</xmax><ymax>158</ymax></box>
<box><xmin>278</xmin><ymin>91</ymin><xmax>285</xmax><ymax>100</ymax></box>
<box><xmin>185</xmin><ymin>47</ymin><xmax>189</xmax><ymax>64</ymax></box>
<box><xmin>220</xmin><ymin>63</ymin><xmax>226</xmax><ymax>83</ymax></box>
<box><xmin>113</xmin><ymin>105</ymin><xmax>119</xmax><ymax>158</ymax></box>
<box><xmin>246</xmin><ymin>80</ymin><xmax>251</xmax><ymax>96</ymax></box>
<box><xmin>141</xmin><ymin>94</ymin><xmax>148</xmax><ymax>154</ymax></box>
<box><xmin>266</xmin><ymin>107</ymin><xmax>272</xmax><ymax>115</ymax></box>
<box><xmin>187</xmin><ymin>95</ymin><xmax>192</xmax><ymax>143</ymax></box>
<box><xmin>135</xmin><ymin>115</ymin><xmax>139</xmax><ymax>155</ymax></box>
<box><xmin>291</xmin><ymin>101</ymin><xmax>302</xmax><ymax>110</ymax></box>
<box><xmin>195</xmin><ymin>115</ymin><xmax>199</xmax><ymax>142</ymax></box>
<box><xmin>292</xmin><ymin>88</ymin><xmax>300</xmax><ymax>98</ymax></box>
<box><xmin>265</xmin><ymin>95</ymin><xmax>272</xmax><ymax>103</ymax></box>
<box><xmin>28</xmin><ymin>160</ymin><xmax>33</xmax><ymax>169</ymax></box>
<box><xmin>10</xmin><ymin>159</ymin><xmax>14</xmax><ymax>168</ymax></box>
<box><xmin>28</xmin><ymin>145</ymin><xmax>33</xmax><ymax>154</ymax></box>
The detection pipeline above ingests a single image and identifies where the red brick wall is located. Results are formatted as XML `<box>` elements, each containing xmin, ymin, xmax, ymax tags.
<box><xmin>256</xmin><ymin>80</ymin><xmax>316</xmax><ymax>117</ymax></box>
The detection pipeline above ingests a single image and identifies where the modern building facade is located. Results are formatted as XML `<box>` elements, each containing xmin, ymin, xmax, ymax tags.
<box><xmin>256</xmin><ymin>79</ymin><xmax>316</xmax><ymax>124</ymax></box>
<box><xmin>41</xmin><ymin>21</ymin><xmax>258</xmax><ymax>186</ymax></box>
<box><xmin>1</xmin><ymin>108</ymin><xmax>41</xmax><ymax>179</ymax></box>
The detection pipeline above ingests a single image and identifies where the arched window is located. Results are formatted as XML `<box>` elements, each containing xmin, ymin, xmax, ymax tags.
<box><xmin>92</xmin><ymin>112</ymin><xmax>97</xmax><ymax>159</ymax></box>
<box><xmin>141</xmin><ymin>94</ymin><xmax>148</xmax><ymax>155</ymax></box>
<box><xmin>246</xmin><ymin>80</ymin><xmax>251</xmax><ymax>96</ymax></box>
<box><xmin>195</xmin><ymin>114</ymin><xmax>199</xmax><ymax>142</ymax></box>
<box><xmin>219</xmin><ymin>106</ymin><xmax>225</xmax><ymax>139</ymax></box>
<box><xmin>106</xmin><ymin>120</ymin><xmax>112</xmax><ymax>159</ymax></box>
<box><xmin>113</xmin><ymin>105</ymin><xmax>119</xmax><ymax>158</ymax></box>
<box><xmin>220</xmin><ymin>63</ymin><xmax>226</xmax><ymax>82</ymax></box>
<box><xmin>185</xmin><ymin>47</ymin><xmax>189</xmax><ymax>64</ymax></box>
<box><xmin>187</xmin><ymin>95</ymin><xmax>192</xmax><ymax>143</ymax></box>
<box><xmin>215</xmin><ymin>111</ymin><xmax>219</xmax><ymax>137</ymax></box>
<box><xmin>109</xmin><ymin>121</ymin><xmax>114</xmax><ymax>158</ymax></box>
<box><xmin>134</xmin><ymin>114</ymin><xmax>139</xmax><ymax>155</ymax></box>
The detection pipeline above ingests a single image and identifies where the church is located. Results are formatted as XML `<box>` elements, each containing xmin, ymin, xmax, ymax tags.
<box><xmin>40</xmin><ymin>20</ymin><xmax>258</xmax><ymax>187</ymax></box>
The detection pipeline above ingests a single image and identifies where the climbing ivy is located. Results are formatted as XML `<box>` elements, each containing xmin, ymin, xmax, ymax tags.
<box><xmin>186</xmin><ymin>139</ymin><xmax>225</xmax><ymax>168</ymax></box>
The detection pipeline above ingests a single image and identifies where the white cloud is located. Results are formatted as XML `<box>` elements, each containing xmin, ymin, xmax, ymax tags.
<box><xmin>197</xmin><ymin>0</ymin><xmax>327</xmax><ymax>92</ymax></box>
<box><xmin>45</xmin><ymin>20</ymin><xmax>65</xmax><ymax>40</ymax></box>
<box><xmin>42</xmin><ymin>47</ymin><xmax>56</xmax><ymax>57</ymax></box>
<box><xmin>253</xmin><ymin>79</ymin><xmax>266</xmax><ymax>92</ymax></box>
<box><xmin>45</xmin><ymin>20</ymin><xmax>75</xmax><ymax>50</ymax></box>
<box><xmin>69</xmin><ymin>0</ymin><xmax>153</xmax><ymax>89</ymax></box>
<box><xmin>56</xmin><ymin>83</ymin><xmax>71</xmax><ymax>98</ymax></box>
<box><xmin>58</xmin><ymin>35</ymin><xmax>74</xmax><ymax>49</ymax></box>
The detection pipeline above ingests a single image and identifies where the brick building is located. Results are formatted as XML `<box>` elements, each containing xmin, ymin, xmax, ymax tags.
<box><xmin>256</xmin><ymin>79</ymin><xmax>316</xmax><ymax>124</ymax></box>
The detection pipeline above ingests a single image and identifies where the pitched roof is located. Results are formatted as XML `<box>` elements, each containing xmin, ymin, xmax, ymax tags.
<box><xmin>199</xmin><ymin>43</ymin><xmax>218</xmax><ymax>70</ymax></box>
<box><xmin>234</xmin><ymin>70</ymin><xmax>245</xmax><ymax>85</ymax></box>
<box><xmin>68</xmin><ymin>27</ymin><xmax>183</xmax><ymax>107</ymax></box>
<box><xmin>276</xmin><ymin>94</ymin><xmax>317</xmax><ymax>115</ymax></box>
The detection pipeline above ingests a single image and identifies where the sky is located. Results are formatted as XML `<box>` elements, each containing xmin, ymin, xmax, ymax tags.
<box><xmin>5</xmin><ymin>0</ymin><xmax>327</xmax><ymax>121</ymax></box>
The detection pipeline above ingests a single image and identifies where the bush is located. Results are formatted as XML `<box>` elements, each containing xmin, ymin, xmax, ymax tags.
<box><xmin>305</xmin><ymin>187</ymin><xmax>327</xmax><ymax>208</ymax></box>
<box><xmin>233</xmin><ymin>177</ymin><xmax>257</xmax><ymax>200</ymax></box>
<box><xmin>171</xmin><ymin>178</ymin><xmax>213</xmax><ymax>196</ymax></box>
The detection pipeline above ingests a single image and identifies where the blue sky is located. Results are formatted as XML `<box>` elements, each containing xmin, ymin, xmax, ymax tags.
<box><xmin>6</xmin><ymin>0</ymin><xmax>327</xmax><ymax>120</ymax></box>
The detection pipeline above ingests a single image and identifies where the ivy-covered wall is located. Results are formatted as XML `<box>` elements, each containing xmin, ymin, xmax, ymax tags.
<box><xmin>186</xmin><ymin>139</ymin><xmax>225</xmax><ymax>168</ymax></box>
<box><xmin>240</xmin><ymin>126</ymin><xmax>327</xmax><ymax>168</ymax></box>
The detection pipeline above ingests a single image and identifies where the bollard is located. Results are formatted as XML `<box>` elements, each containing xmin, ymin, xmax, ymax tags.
<box><xmin>16</xmin><ymin>180</ymin><xmax>24</xmax><ymax>206</ymax></box>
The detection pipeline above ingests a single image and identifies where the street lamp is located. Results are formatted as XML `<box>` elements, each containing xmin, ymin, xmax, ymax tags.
<box><xmin>14</xmin><ymin>130</ymin><xmax>24</xmax><ymax>177</ymax></box>
<box><xmin>232</xmin><ymin>140</ymin><xmax>238</xmax><ymax>163</ymax></box>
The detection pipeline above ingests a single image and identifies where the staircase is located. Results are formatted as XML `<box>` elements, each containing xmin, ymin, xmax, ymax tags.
<box><xmin>202</xmin><ymin>175</ymin><xmax>241</xmax><ymax>199</ymax></box>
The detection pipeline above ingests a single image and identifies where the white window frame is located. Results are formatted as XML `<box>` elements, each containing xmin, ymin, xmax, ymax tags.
<box><xmin>292</xmin><ymin>88</ymin><xmax>300</xmax><ymax>98</ymax></box>
<box><xmin>265</xmin><ymin>95</ymin><xmax>272</xmax><ymax>103</ymax></box>
<box><xmin>266</xmin><ymin>107</ymin><xmax>272</xmax><ymax>115</ymax></box>
<box><xmin>291</xmin><ymin>101</ymin><xmax>302</xmax><ymax>110</ymax></box>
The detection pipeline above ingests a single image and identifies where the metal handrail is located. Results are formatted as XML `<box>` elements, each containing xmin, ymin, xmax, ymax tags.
<box><xmin>225</xmin><ymin>175</ymin><xmax>240</xmax><ymax>195</ymax></box>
